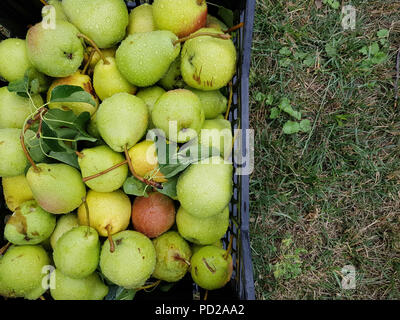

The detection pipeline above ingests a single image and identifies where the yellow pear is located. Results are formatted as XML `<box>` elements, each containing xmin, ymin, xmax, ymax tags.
<box><xmin>127</xmin><ymin>3</ymin><xmax>156</xmax><ymax>34</ymax></box>
<box><xmin>77</xmin><ymin>190</ymin><xmax>131</xmax><ymax>237</ymax></box>
<box><xmin>84</xmin><ymin>46</ymin><xmax>116</xmax><ymax>71</ymax></box>
<box><xmin>128</xmin><ymin>140</ymin><xmax>166</xmax><ymax>183</ymax></box>
<box><xmin>47</xmin><ymin>71</ymin><xmax>99</xmax><ymax>116</ymax></box>
<box><xmin>2</xmin><ymin>175</ymin><xmax>33</xmax><ymax>211</ymax></box>
<box><xmin>93</xmin><ymin>57</ymin><xmax>137</xmax><ymax>101</ymax></box>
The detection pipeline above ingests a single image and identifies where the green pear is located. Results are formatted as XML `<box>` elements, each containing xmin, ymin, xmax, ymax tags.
<box><xmin>213</xmin><ymin>114</ymin><xmax>225</xmax><ymax>120</ymax></box>
<box><xmin>96</xmin><ymin>92</ymin><xmax>149</xmax><ymax>152</ymax></box>
<box><xmin>206</xmin><ymin>15</ymin><xmax>228</xmax><ymax>31</ymax></box>
<box><xmin>77</xmin><ymin>189</ymin><xmax>131</xmax><ymax>237</ymax></box>
<box><xmin>87</xmin><ymin>112</ymin><xmax>101</xmax><ymax>139</ymax></box>
<box><xmin>185</xmin><ymin>87</ymin><xmax>227</xmax><ymax>119</ymax></box>
<box><xmin>50</xmin><ymin>269</ymin><xmax>108</xmax><ymax>300</ymax></box>
<box><xmin>0</xmin><ymin>245</ymin><xmax>50</xmax><ymax>299</ymax></box>
<box><xmin>78</xmin><ymin>145</ymin><xmax>128</xmax><ymax>192</ymax></box>
<box><xmin>100</xmin><ymin>230</ymin><xmax>156</xmax><ymax>289</ymax></box>
<box><xmin>50</xmin><ymin>213</ymin><xmax>79</xmax><ymax>250</ymax></box>
<box><xmin>181</xmin><ymin>28</ymin><xmax>237</xmax><ymax>90</ymax></box>
<box><xmin>192</xmin><ymin>240</ymin><xmax>223</xmax><ymax>255</ymax></box>
<box><xmin>53</xmin><ymin>226</ymin><xmax>100</xmax><ymax>279</ymax></box>
<box><xmin>176</xmin><ymin>206</ymin><xmax>229</xmax><ymax>245</ymax></box>
<box><xmin>93</xmin><ymin>57</ymin><xmax>136</xmax><ymax>101</ymax></box>
<box><xmin>26</xmin><ymin>163</ymin><xmax>87</xmax><ymax>214</ymax></box>
<box><xmin>62</xmin><ymin>0</ymin><xmax>129</xmax><ymax>49</ymax></box>
<box><xmin>152</xmin><ymin>89</ymin><xmax>205</xmax><ymax>143</ymax></box>
<box><xmin>136</xmin><ymin>86</ymin><xmax>165</xmax><ymax>128</ymax></box>
<box><xmin>199</xmin><ymin>119</ymin><xmax>233</xmax><ymax>158</ymax></box>
<box><xmin>2</xmin><ymin>174</ymin><xmax>33</xmax><ymax>211</ymax></box>
<box><xmin>47</xmin><ymin>70</ymin><xmax>99</xmax><ymax>116</ymax></box>
<box><xmin>190</xmin><ymin>245</ymin><xmax>233</xmax><ymax>290</ymax></box>
<box><xmin>45</xmin><ymin>0</ymin><xmax>68</xmax><ymax>21</ymax></box>
<box><xmin>116</xmin><ymin>30</ymin><xmax>180</xmax><ymax>87</ymax></box>
<box><xmin>177</xmin><ymin>156</ymin><xmax>233</xmax><ymax>218</ymax></box>
<box><xmin>0</xmin><ymin>86</ymin><xmax>43</xmax><ymax>129</ymax></box>
<box><xmin>152</xmin><ymin>0</ymin><xmax>207</xmax><ymax>37</ymax></box>
<box><xmin>0</xmin><ymin>128</ymin><xmax>29</xmax><ymax>178</ymax></box>
<box><xmin>152</xmin><ymin>231</ymin><xmax>192</xmax><ymax>282</ymax></box>
<box><xmin>158</xmin><ymin>56</ymin><xmax>185</xmax><ymax>90</ymax></box>
<box><xmin>84</xmin><ymin>46</ymin><xmax>116</xmax><ymax>71</ymax></box>
<box><xmin>0</xmin><ymin>38</ymin><xmax>32</xmax><ymax>82</ymax></box>
<box><xmin>127</xmin><ymin>3</ymin><xmax>156</xmax><ymax>34</ymax></box>
<box><xmin>26</xmin><ymin>20</ymin><xmax>84</xmax><ymax>77</ymax></box>
<box><xmin>4</xmin><ymin>200</ymin><xmax>56</xmax><ymax>245</ymax></box>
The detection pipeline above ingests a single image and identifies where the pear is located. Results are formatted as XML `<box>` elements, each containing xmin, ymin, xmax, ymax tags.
<box><xmin>96</xmin><ymin>92</ymin><xmax>149</xmax><ymax>152</ymax></box>
<box><xmin>87</xmin><ymin>112</ymin><xmax>101</xmax><ymax>139</ymax></box>
<box><xmin>26</xmin><ymin>20</ymin><xmax>84</xmax><ymax>77</ymax></box>
<box><xmin>45</xmin><ymin>0</ymin><xmax>68</xmax><ymax>21</ymax></box>
<box><xmin>78</xmin><ymin>145</ymin><xmax>128</xmax><ymax>192</ymax></box>
<box><xmin>0</xmin><ymin>38</ymin><xmax>33</xmax><ymax>82</ymax></box>
<box><xmin>0</xmin><ymin>128</ymin><xmax>29</xmax><ymax>178</ymax></box>
<box><xmin>93</xmin><ymin>57</ymin><xmax>136</xmax><ymax>101</ymax></box>
<box><xmin>0</xmin><ymin>245</ymin><xmax>50</xmax><ymax>299</ymax></box>
<box><xmin>190</xmin><ymin>245</ymin><xmax>233</xmax><ymax>290</ymax></box>
<box><xmin>192</xmin><ymin>240</ymin><xmax>223</xmax><ymax>255</ymax></box>
<box><xmin>206</xmin><ymin>15</ymin><xmax>228</xmax><ymax>31</ymax></box>
<box><xmin>116</xmin><ymin>30</ymin><xmax>180</xmax><ymax>87</ymax></box>
<box><xmin>26</xmin><ymin>163</ymin><xmax>86</xmax><ymax>214</ymax></box>
<box><xmin>152</xmin><ymin>231</ymin><xmax>192</xmax><ymax>282</ymax></box>
<box><xmin>50</xmin><ymin>269</ymin><xmax>109</xmax><ymax>300</ymax></box>
<box><xmin>152</xmin><ymin>89</ymin><xmax>205</xmax><ymax>143</ymax></box>
<box><xmin>47</xmin><ymin>70</ymin><xmax>99</xmax><ymax>116</ymax></box>
<box><xmin>2</xmin><ymin>174</ymin><xmax>33</xmax><ymax>211</ymax></box>
<box><xmin>0</xmin><ymin>86</ymin><xmax>43</xmax><ymax>129</ymax></box>
<box><xmin>136</xmin><ymin>86</ymin><xmax>165</xmax><ymax>128</ymax></box>
<box><xmin>4</xmin><ymin>200</ymin><xmax>56</xmax><ymax>245</ymax></box>
<box><xmin>131</xmin><ymin>192</ymin><xmax>175</xmax><ymax>238</ymax></box>
<box><xmin>152</xmin><ymin>0</ymin><xmax>207</xmax><ymax>37</ymax></box>
<box><xmin>158</xmin><ymin>56</ymin><xmax>185</xmax><ymax>90</ymax></box>
<box><xmin>50</xmin><ymin>213</ymin><xmax>79</xmax><ymax>250</ymax></box>
<box><xmin>186</xmin><ymin>87</ymin><xmax>227</xmax><ymax>119</ymax></box>
<box><xmin>176</xmin><ymin>156</ymin><xmax>233</xmax><ymax>218</ymax></box>
<box><xmin>77</xmin><ymin>189</ymin><xmax>131</xmax><ymax>237</ymax></box>
<box><xmin>84</xmin><ymin>46</ymin><xmax>116</xmax><ymax>71</ymax></box>
<box><xmin>100</xmin><ymin>230</ymin><xmax>156</xmax><ymax>289</ymax></box>
<box><xmin>176</xmin><ymin>206</ymin><xmax>229</xmax><ymax>245</ymax></box>
<box><xmin>62</xmin><ymin>0</ymin><xmax>129</xmax><ymax>49</ymax></box>
<box><xmin>53</xmin><ymin>226</ymin><xmax>100</xmax><ymax>279</ymax></box>
<box><xmin>127</xmin><ymin>3</ymin><xmax>156</xmax><ymax>34</ymax></box>
<box><xmin>181</xmin><ymin>28</ymin><xmax>237</xmax><ymax>90</ymax></box>
<box><xmin>128</xmin><ymin>140</ymin><xmax>166</xmax><ymax>184</ymax></box>
<box><xmin>199</xmin><ymin>119</ymin><xmax>233</xmax><ymax>159</ymax></box>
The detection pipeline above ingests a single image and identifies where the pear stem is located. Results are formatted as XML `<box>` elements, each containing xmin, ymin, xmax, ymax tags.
<box><xmin>124</xmin><ymin>145</ymin><xmax>163</xmax><ymax>190</ymax></box>
<box><xmin>39</xmin><ymin>296</ymin><xmax>46</xmax><ymax>301</ymax></box>
<box><xmin>39</xmin><ymin>0</ymin><xmax>48</xmax><ymax>5</ymax></box>
<box><xmin>82</xmin><ymin>160</ymin><xmax>128</xmax><ymax>182</ymax></box>
<box><xmin>224</xmin><ymin>234</ymin><xmax>234</xmax><ymax>260</ymax></box>
<box><xmin>224</xmin><ymin>81</ymin><xmax>233</xmax><ymax>120</ymax></box>
<box><xmin>174</xmin><ymin>254</ymin><xmax>191</xmax><ymax>267</ymax></box>
<box><xmin>81</xmin><ymin>196</ymin><xmax>91</xmax><ymax>238</ymax></box>
<box><xmin>137</xmin><ymin>279</ymin><xmax>161</xmax><ymax>291</ymax></box>
<box><xmin>203</xmin><ymin>290</ymin><xmax>208</xmax><ymax>301</ymax></box>
<box><xmin>106</xmin><ymin>225</ymin><xmax>115</xmax><ymax>253</ymax></box>
<box><xmin>75</xmin><ymin>151</ymin><xmax>85</xmax><ymax>159</ymax></box>
<box><xmin>82</xmin><ymin>48</ymin><xmax>96</xmax><ymax>75</ymax></box>
<box><xmin>223</xmin><ymin>22</ymin><xmax>244</xmax><ymax>34</ymax></box>
<box><xmin>77</xmin><ymin>33</ymin><xmax>109</xmax><ymax>65</ymax></box>
<box><xmin>0</xmin><ymin>242</ymin><xmax>11</xmax><ymax>255</ymax></box>
<box><xmin>173</xmin><ymin>32</ymin><xmax>231</xmax><ymax>46</ymax></box>
<box><xmin>196</xmin><ymin>0</ymin><xmax>204</xmax><ymax>5</ymax></box>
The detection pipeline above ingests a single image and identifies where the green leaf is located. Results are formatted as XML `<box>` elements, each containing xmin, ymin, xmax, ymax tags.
<box><xmin>7</xmin><ymin>77</ymin><xmax>30</xmax><ymax>98</ymax></box>
<box><xmin>279</xmin><ymin>57</ymin><xmax>292</xmax><ymax>67</ymax></box>
<box><xmin>282</xmin><ymin>121</ymin><xmax>301</xmax><ymax>134</ymax></box>
<box><xmin>123</xmin><ymin>176</ymin><xmax>149</xmax><ymax>197</ymax></box>
<box><xmin>359</xmin><ymin>46</ymin><xmax>368</xmax><ymax>56</ymax></box>
<box><xmin>279</xmin><ymin>47</ymin><xmax>291</xmax><ymax>56</ymax></box>
<box><xmin>217</xmin><ymin>7</ymin><xmax>233</xmax><ymax>28</ymax></box>
<box><xmin>159</xmin><ymin>282</ymin><xmax>175</xmax><ymax>292</ymax></box>
<box><xmin>265</xmin><ymin>94</ymin><xmax>274</xmax><ymax>105</ymax></box>
<box><xmin>49</xmin><ymin>85</ymin><xmax>96</xmax><ymax>107</ymax></box>
<box><xmin>293</xmin><ymin>51</ymin><xmax>308</xmax><ymax>60</ymax></box>
<box><xmin>269</xmin><ymin>107</ymin><xmax>281</xmax><ymax>119</ymax></box>
<box><xmin>302</xmin><ymin>55</ymin><xmax>315</xmax><ymax>67</ymax></box>
<box><xmin>278</xmin><ymin>98</ymin><xmax>302</xmax><ymax>120</ymax></box>
<box><xmin>325</xmin><ymin>42</ymin><xmax>337</xmax><ymax>57</ymax></box>
<box><xmin>48</xmin><ymin>151</ymin><xmax>79</xmax><ymax>168</ymax></box>
<box><xmin>369</xmin><ymin>42</ymin><xmax>380</xmax><ymax>56</ymax></box>
<box><xmin>157</xmin><ymin>175</ymin><xmax>178</xmax><ymax>199</ymax></box>
<box><xmin>255</xmin><ymin>92</ymin><xmax>265</xmax><ymax>102</ymax></box>
<box><xmin>377</xmin><ymin>29</ymin><xmax>389</xmax><ymax>38</ymax></box>
<box><xmin>105</xmin><ymin>286</ymin><xmax>136</xmax><ymax>300</ymax></box>
<box><xmin>299</xmin><ymin>119</ymin><xmax>311</xmax><ymax>132</ymax></box>
<box><xmin>371</xmin><ymin>51</ymin><xmax>387</xmax><ymax>64</ymax></box>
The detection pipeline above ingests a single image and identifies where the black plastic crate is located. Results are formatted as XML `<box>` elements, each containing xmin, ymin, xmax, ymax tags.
<box><xmin>0</xmin><ymin>0</ymin><xmax>256</xmax><ymax>300</ymax></box>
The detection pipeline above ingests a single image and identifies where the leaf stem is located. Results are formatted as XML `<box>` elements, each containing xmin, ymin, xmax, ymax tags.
<box><xmin>124</xmin><ymin>145</ymin><xmax>163</xmax><ymax>189</ymax></box>
<box><xmin>82</xmin><ymin>160</ymin><xmax>128</xmax><ymax>182</ymax></box>
<box><xmin>77</xmin><ymin>33</ymin><xmax>109</xmax><ymax>65</ymax></box>
<box><xmin>173</xmin><ymin>32</ymin><xmax>231</xmax><ymax>46</ymax></box>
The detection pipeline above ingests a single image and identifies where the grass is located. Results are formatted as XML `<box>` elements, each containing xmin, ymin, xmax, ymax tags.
<box><xmin>249</xmin><ymin>0</ymin><xmax>400</xmax><ymax>299</ymax></box>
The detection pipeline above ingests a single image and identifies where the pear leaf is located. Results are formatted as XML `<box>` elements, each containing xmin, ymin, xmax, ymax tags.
<box><xmin>123</xmin><ymin>176</ymin><xmax>149</xmax><ymax>197</ymax></box>
<box><xmin>217</xmin><ymin>7</ymin><xmax>234</xmax><ymax>28</ymax></box>
<box><xmin>7</xmin><ymin>76</ymin><xmax>30</xmax><ymax>98</ymax></box>
<box><xmin>105</xmin><ymin>286</ymin><xmax>136</xmax><ymax>300</ymax></box>
<box><xmin>49</xmin><ymin>85</ymin><xmax>96</xmax><ymax>106</ymax></box>
<box><xmin>48</xmin><ymin>151</ymin><xmax>80</xmax><ymax>169</ymax></box>
<box><xmin>157</xmin><ymin>175</ymin><xmax>178</xmax><ymax>199</ymax></box>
